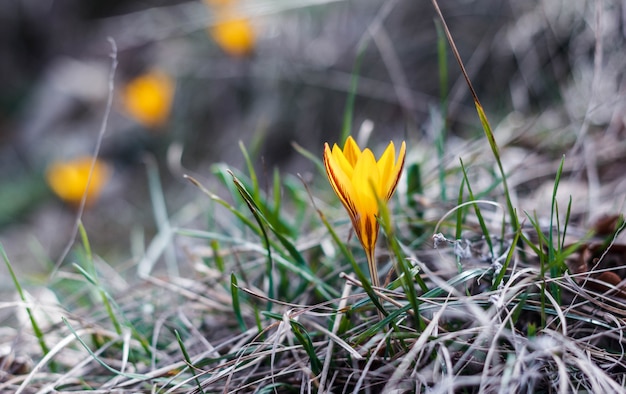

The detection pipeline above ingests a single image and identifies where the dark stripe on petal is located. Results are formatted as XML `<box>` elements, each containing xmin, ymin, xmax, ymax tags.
<box><xmin>385</xmin><ymin>149</ymin><xmax>406</xmax><ymax>201</ymax></box>
<box><xmin>364</xmin><ymin>215</ymin><xmax>377</xmax><ymax>251</ymax></box>
<box><xmin>325</xmin><ymin>151</ymin><xmax>360</xmax><ymax>222</ymax></box>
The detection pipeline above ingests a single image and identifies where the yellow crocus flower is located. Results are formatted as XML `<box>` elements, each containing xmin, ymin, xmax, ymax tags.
<box><xmin>204</xmin><ymin>0</ymin><xmax>236</xmax><ymax>6</ymax></box>
<box><xmin>323</xmin><ymin>136</ymin><xmax>406</xmax><ymax>288</ymax></box>
<box><xmin>209</xmin><ymin>14</ymin><xmax>256</xmax><ymax>57</ymax></box>
<box><xmin>45</xmin><ymin>157</ymin><xmax>111</xmax><ymax>206</ymax></box>
<box><xmin>122</xmin><ymin>69</ymin><xmax>175</xmax><ymax>128</ymax></box>
<box><xmin>204</xmin><ymin>0</ymin><xmax>255</xmax><ymax>57</ymax></box>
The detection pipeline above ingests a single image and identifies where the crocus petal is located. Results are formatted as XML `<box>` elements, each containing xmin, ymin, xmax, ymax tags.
<box><xmin>376</xmin><ymin>141</ymin><xmax>396</xmax><ymax>197</ymax></box>
<box><xmin>324</xmin><ymin>143</ymin><xmax>359</xmax><ymax>222</ymax></box>
<box><xmin>343</xmin><ymin>136</ymin><xmax>362</xmax><ymax>166</ymax></box>
<box><xmin>331</xmin><ymin>143</ymin><xmax>354</xmax><ymax>179</ymax></box>
<box><xmin>352</xmin><ymin>149</ymin><xmax>380</xmax><ymax>219</ymax></box>
<box><xmin>382</xmin><ymin>141</ymin><xmax>406</xmax><ymax>200</ymax></box>
<box><xmin>351</xmin><ymin>149</ymin><xmax>381</xmax><ymax>253</ymax></box>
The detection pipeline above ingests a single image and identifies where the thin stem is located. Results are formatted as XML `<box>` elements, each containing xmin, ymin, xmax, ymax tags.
<box><xmin>365</xmin><ymin>245</ymin><xmax>384</xmax><ymax>320</ymax></box>
<box><xmin>366</xmin><ymin>246</ymin><xmax>380</xmax><ymax>290</ymax></box>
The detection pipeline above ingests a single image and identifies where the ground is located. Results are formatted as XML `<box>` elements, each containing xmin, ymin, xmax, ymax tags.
<box><xmin>0</xmin><ymin>0</ymin><xmax>625</xmax><ymax>392</ymax></box>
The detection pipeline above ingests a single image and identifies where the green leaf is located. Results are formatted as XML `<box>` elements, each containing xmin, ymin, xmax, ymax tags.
<box><xmin>1</xmin><ymin>242</ymin><xmax>51</xmax><ymax>365</ymax></box>
<box><xmin>231</xmin><ymin>274</ymin><xmax>247</xmax><ymax>332</ymax></box>
<box><xmin>459</xmin><ymin>159</ymin><xmax>494</xmax><ymax>257</ymax></box>
<box><xmin>341</xmin><ymin>46</ymin><xmax>366</xmax><ymax>145</ymax></box>
<box><xmin>174</xmin><ymin>329</ymin><xmax>204</xmax><ymax>393</ymax></box>
<box><xmin>289</xmin><ymin>320</ymin><xmax>323</xmax><ymax>376</ymax></box>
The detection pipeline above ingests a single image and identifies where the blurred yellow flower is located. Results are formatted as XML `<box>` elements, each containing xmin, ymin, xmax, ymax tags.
<box><xmin>323</xmin><ymin>136</ymin><xmax>406</xmax><ymax>288</ymax></box>
<box><xmin>209</xmin><ymin>14</ymin><xmax>256</xmax><ymax>57</ymax></box>
<box><xmin>45</xmin><ymin>157</ymin><xmax>111</xmax><ymax>206</ymax></box>
<box><xmin>122</xmin><ymin>70</ymin><xmax>175</xmax><ymax>128</ymax></box>
<box><xmin>204</xmin><ymin>0</ymin><xmax>236</xmax><ymax>6</ymax></box>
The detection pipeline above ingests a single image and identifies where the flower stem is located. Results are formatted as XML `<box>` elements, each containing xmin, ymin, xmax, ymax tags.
<box><xmin>366</xmin><ymin>247</ymin><xmax>384</xmax><ymax>320</ymax></box>
<box><xmin>366</xmin><ymin>247</ymin><xmax>379</xmax><ymax>289</ymax></box>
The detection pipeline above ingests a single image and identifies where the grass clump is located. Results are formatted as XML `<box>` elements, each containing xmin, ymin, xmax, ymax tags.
<box><xmin>3</xmin><ymin>126</ymin><xmax>625</xmax><ymax>392</ymax></box>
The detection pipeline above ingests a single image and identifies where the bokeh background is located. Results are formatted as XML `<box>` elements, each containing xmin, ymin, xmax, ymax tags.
<box><xmin>1</xmin><ymin>0</ymin><xmax>624</xmax><ymax>277</ymax></box>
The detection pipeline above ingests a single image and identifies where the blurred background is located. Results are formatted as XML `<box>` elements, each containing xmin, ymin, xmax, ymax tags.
<box><xmin>0</xmin><ymin>0</ymin><xmax>624</xmax><ymax>276</ymax></box>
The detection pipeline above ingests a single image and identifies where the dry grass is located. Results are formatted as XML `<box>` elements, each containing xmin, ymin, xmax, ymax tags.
<box><xmin>2</xmin><ymin>0</ymin><xmax>626</xmax><ymax>393</ymax></box>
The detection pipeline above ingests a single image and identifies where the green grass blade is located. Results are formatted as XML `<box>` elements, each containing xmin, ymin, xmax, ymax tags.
<box><xmin>455</xmin><ymin>177</ymin><xmax>466</xmax><ymax>240</ymax></box>
<box><xmin>561</xmin><ymin>196</ymin><xmax>573</xmax><ymax>250</ymax></box>
<box><xmin>378</xmin><ymin>199</ymin><xmax>425</xmax><ymax>330</ymax></box>
<box><xmin>230</xmin><ymin>172</ymin><xmax>275</xmax><ymax>310</ymax></box>
<box><xmin>316</xmin><ymin>210</ymin><xmax>387</xmax><ymax>316</ymax></box>
<box><xmin>341</xmin><ymin>45</ymin><xmax>366</xmax><ymax>145</ymax></box>
<box><xmin>435</xmin><ymin>19</ymin><xmax>449</xmax><ymax>113</ymax></box>
<box><xmin>254</xmin><ymin>306</ymin><xmax>263</xmax><ymax>335</ymax></box>
<box><xmin>292</xmin><ymin>142</ymin><xmax>325</xmax><ymax>175</ymax></box>
<box><xmin>174</xmin><ymin>329</ymin><xmax>204</xmax><ymax>393</ymax></box>
<box><xmin>491</xmin><ymin>218</ymin><xmax>522</xmax><ymax>290</ymax></box>
<box><xmin>297</xmin><ymin>174</ymin><xmax>386</xmax><ymax>314</ymax></box>
<box><xmin>231</xmin><ymin>274</ymin><xmax>247</xmax><ymax>332</ymax></box>
<box><xmin>188</xmin><ymin>174</ymin><xmax>305</xmax><ymax>279</ymax></box>
<box><xmin>211</xmin><ymin>164</ymin><xmax>241</xmax><ymax>204</ymax></box>
<box><xmin>229</xmin><ymin>171</ymin><xmax>311</xmax><ymax>269</ymax></box>
<box><xmin>459</xmin><ymin>159</ymin><xmax>494</xmax><ymax>257</ymax></box>
<box><xmin>209</xmin><ymin>240</ymin><xmax>225</xmax><ymax>272</ymax></box>
<box><xmin>353</xmin><ymin>267</ymin><xmax>489</xmax><ymax>343</ymax></box>
<box><xmin>0</xmin><ymin>243</ymin><xmax>51</xmax><ymax>362</ymax></box>
<box><xmin>73</xmin><ymin>263</ymin><xmax>123</xmax><ymax>336</ymax></box>
<box><xmin>145</xmin><ymin>155</ymin><xmax>178</xmax><ymax>277</ymax></box>
<box><xmin>453</xmin><ymin>177</ymin><xmax>468</xmax><ymax>272</ymax></box>
<box><xmin>548</xmin><ymin>155</ymin><xmax>566</xmax><ymax>304</ymax></box>
<box><xmin>435</xmin><ymin>19</ymin><xmax>448</xmax><ymax>201</ymax></box>
<box><xmin>523</xmin><ymin>210</ymin><xmax>547</xmax><ymax>327</ymax></box>
<box><xmin>289</xmin><ymin>320</ymin><xmax>323</xmax><ymax>376</ymax></box>
<box><xmin>175</xmin><ymin>228</ymin><xmax>337</xmax><ymax>299</ymax></box>
<box><xmin>272</xmin><ymin>167</ymin><xmax>281</xmax><ymax>218</ymax></box>
<box><xmin>375</xmin><ymin>180</ymin><xmax>426</xmax><ymax>284</ymax></box>
<box><xmin>62</xmin><ymin>317</ymin><xmax>144</xmax><ymax>380</ymax></box>
<box><xmin>185</xmin><ymin>175</ymin><xmax>262</xmax><ymax>237</ymax></box>
<box><xmin>239</xmin><ymin>140</ymin><xmax>260</xmax><ymax>199</ymax></box>
<box><xmin>284</xmin><ymin>175</ymin><xmax>309</xmax><ymax>229</ymax></box>
<box><xmin>78</xmin><ymin>221</ymin><xmax>94</xmax><ymax>275</ymax></box>
<box><xmin>406</xmin><ymin>163</ymin><xmax>426</xmax><ymax>238</ymax></box>
<box><xmin>474</xmin><ymin>99</ymin><xmax>518</xmax><ymax>234</ymax></box>
<box><xmin>72</xmin><ymin>262</ymin><xmax>97</xmax><ymax>286</ymax></box>
<box><xmin>75</xmin><ymin>224</ymin><xmax>152</xmax><ymax>357</ymax></box>
<box><xmin>406</xmin><ymin>162</ymin><xmax>423</xmax><ymax>209</ymax></box>
<box><xmin>77</xmin><ymin>222</ymin><xmax>123</xmax><ymax>336</ymax></box>
<box><xmin>431</xmin><ymin>0</ymin><xmax>518</xmax><ymax>233</ymax></box>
